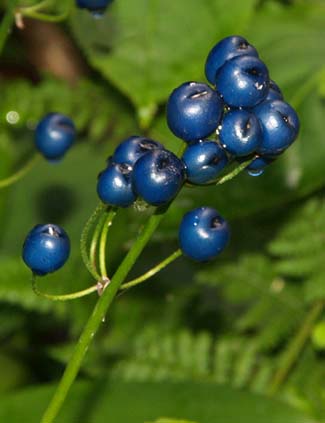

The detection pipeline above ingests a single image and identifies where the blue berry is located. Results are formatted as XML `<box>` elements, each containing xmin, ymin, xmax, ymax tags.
<box><xmin>179</xmin><ymin>207</ymin><xmax>230</xmax><ymax>262</ymax></box>
<box><xmin>112</xmin><ymin>136</ymin><xmax>164</xmax><ymax>166</ymax></box>
<box><xmin>132</xmin><ymin>149</ymin><xmax>185</xmax><ymax>206</ymax></box>
<box><xmin>205</xmin><ymin>35</ymin><xmax>258</xmax><ymax>85</ymax></box>
<box><xmin>22</xmin><ymin>224</ymin><xmax>70</xmax><ymax>276</ymax></box>
<box><xmin>35</xmin><ymin>113</ymin><xmax>76</xmax><ymax>161</ymax></box>
<box><xmin>76</xmin><ymin>0</ymin><xmax>113</xmax><ymax>13</ymax></box>
<box><xmin>97</xmin><ymin>163</ymin><xmax>136</xmax><ymax>207</ymax></box>
<box><xmin>182</xmin><ymin>140</ymin><xmax>228</xmax><ymax>184</ymax></box>
<box><xmin>244</xmin><ymin>155</ymin><xmax>275</xmax><ymax>177</ymax></box>
<box><xmin>219</xmin><ymin>110</ymin><xmax>262</xmax><ymax>157</ymax></box>
<box><xmin>216</xmin><ymin>55</ymin><xmax>269</xmax><ymax>108</ymax></box>
<box><xmin>265</xmin><ymin>80</ymin><xmax>283</xmax><ymax>102</ymax></box>
<box><xmin>254</xmin><ymin>100</ymin><xmax>300</xmax><ymax>155</ymax></box>
<box><xmin>167</xmin><ymin>82</ymin><xmax>224</xmax><ymax>142</ymax></box>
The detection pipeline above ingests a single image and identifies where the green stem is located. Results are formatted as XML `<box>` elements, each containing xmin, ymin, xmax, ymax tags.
<box><xmin>268</xmin><ymin>300</ymin><xmax>324</xmax><ymax>396</ymax></box>
<box><xmin>0</xmin><ymin>0</ymin><xmax>19</xmax><ymax>54</ymax></box>
<box><xmin>121</xmin><ymin>248</ymin><xmax>182</xmax><ymax>290</ymax></box>
<box><xmin>0</xmin><ymin>153</ymin><xmax>40</xmax><ymax>189</ymax></box>
<box><xmin>19</xmin><ymin>0</ymin><xmax>53</xmax><ymax>13</ymax></box>
<box><xmin>40</xmin><ymin>206</ymin><xmax>168</xmax><ymax>423</ymax></box>
<box><xmin>80</xmin><ymin>203</ymin><xmax>106</xmax><ymax>281</ymax></box>
<box><xmin>32</xmin><ymin>275</ymin><xmax>97</xmax><ymax>301</ymax></box>
<box><xmin>18</xmin><ymin>0</ymin><xmax>73</xmax><ymax>22</ymax></box>
<box><xmin>186</xmin><ymin>158</ymin><xmax>254</xmax><ymax>188</ymax></box>
<box><xmin>98</xmin><ymin>208</ymin><xmax>117</xmax><ymax>278</ymax></box>
<box><xmin>90</xmin><ymin>213</ymin><xmax>107</xmax><ymax>273</ymax></box>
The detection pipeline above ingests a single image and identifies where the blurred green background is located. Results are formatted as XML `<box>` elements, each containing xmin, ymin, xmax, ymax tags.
<box><xmin>0</xmin><ymin>0</ymin><xmax>324</xmax><ymax>421</ymax></box>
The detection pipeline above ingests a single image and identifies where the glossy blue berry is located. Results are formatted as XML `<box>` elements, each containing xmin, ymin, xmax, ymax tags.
<box><xmin>182</xmin><ymin>140</ymin><xmax>228</xmax><ymax>184</ymax></box>
<box><xmin>35</xmin><ymin>113</ymin><xmax>76</xmax><ymax>161</ymax></box>
<box><xmin>76</xmin><ymin>0</ymin><xmax>113</xmax><ymax>13</ymax></box>
<box><xmin>205</xmin><ymin>35</ymin><xmax>258</xmax><ymax>85</ymax></box>
<box><xmin>219</xmin><ymin>110</ymin><xmax>262</xmax><ymax>157</ymax></box>
<box><xmin>216</xmin><ymin>55</ymin><xmax>269</xmax><ymax>108</ymax></box>
<box><xmin>132</xmin><ymin>149</ymin><xmax>184</xmax><ymax>206</ymax></box>
<box><xmin>254</xmin><ymin>100</ymin><xmax>300</xmax><ymax>155</ymax></box>
<box><xmin>167</xmin><ymin>82</ymin><xmax>224</xmax><ymax>142</ymax></box>
<box><xmin>22</xmin><ymin>224</ymin><xmax>70</xmax><ymax>276</ymax></box>
<box><xmin>265</xmin><ymin>80</ymin><xmax>283</xmax><ymax>102</ymax></box>
<box><xmin>112</xmin><ymin>136</ymin><xmax>164</xmax><ymax>166</ymax></box>
<box><xmin>179</xmin><ymin>207</ymin><xmax>230</xmax><ymax>262</ymax></box>
<box><xmin>97</xmin><ymin>163</ymin><xmax>136</xmax><ymax>207</ymax></box>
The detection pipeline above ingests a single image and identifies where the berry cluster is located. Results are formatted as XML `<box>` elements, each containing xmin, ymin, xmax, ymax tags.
<box><xmin>97</xmin><ymin>136</ymin><xmax>185</xmax><ymax>207</ymax></box>
<box><xmin>22</xmin><ymin>35</ymin><xmax>301</xmax><ymax>275</ymax></box>
<box><xmin>168</xmin><ymin>35</ymin><xmax>300</xmax><ymax>178</ymax></box>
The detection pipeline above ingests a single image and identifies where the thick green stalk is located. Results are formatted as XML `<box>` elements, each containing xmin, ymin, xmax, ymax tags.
<box><xmin>40</xmin><ymin>207</ymin><xmax>167</xmax><ymax>423</ymax></box>
<box><xmin>268</xmin><ymin>300</ymin><xmax>324</xmax><ymax>396</ymax></box>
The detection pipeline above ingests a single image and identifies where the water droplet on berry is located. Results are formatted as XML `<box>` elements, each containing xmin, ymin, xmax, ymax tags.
<box><xmin>91</xmin><ymin>10</ymin><xmax>105</xmax><ymax>19</ymax></box>
<box><xmin>247</xmin><ymin>169</ymin><xmax>264</xmax><ymax>177</ymax></box>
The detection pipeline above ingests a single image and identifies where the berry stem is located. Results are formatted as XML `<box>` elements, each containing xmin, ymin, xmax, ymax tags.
<box><xmin>186</xmin><ymin>157</ymin><xmax>253</xmax><ymax>188</ymax></box>
<box><xmin>214</xmin><ymin>158</ymin><xmax>253</xmax><ymax>185</ymax></box>
<box><xmin>98</xmin><ymin>208</ymin><xmax>117</xmax><ymax>278</ymax></box>
<box><xmin>80</xmin><ymin>203</ymin><xmax>106</xmax><ymax>280</ymax></box>
<box><xmin>17</xmin><ymin>0</ymin><xmax>73</xmax><ymax>22</ymax></box>
<box><xmin>268</xmin><ymin>300</ymin><xmax>324</xmax><ymax>396</ymax></box>
<box><xmin>120</xmin><ymin>248</ymin><xmax>182</xmax><ymax>290</ymax></box>
<box><xmin>0</xmin><ymin>153</ymin><xmax>40</xmax><ymax>189</ymax></box>
<box><xmin>40</xmin><ymin>205</ymin><xmax>169</xmax><ymax>423</ymax></box>
<box><xmin>90</xmin><ymin>213</ymin><xmax>107</xmax><ymax>273</ymax></box>
<box><xmin>32</xmin><ymin>275</ymin><xmax>97</xmax><ymax>301</ymax></box>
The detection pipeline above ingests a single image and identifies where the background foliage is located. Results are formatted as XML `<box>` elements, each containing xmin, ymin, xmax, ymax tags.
<box><xmin>0</xmin><ymin>0</ymin><xmax>324</xmax><ymax>421</ymax></box>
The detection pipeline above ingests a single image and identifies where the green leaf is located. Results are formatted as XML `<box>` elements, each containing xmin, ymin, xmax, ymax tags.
<box><xmin>70</xmin><ymin>0</ymin><xmax>257</xmax><ymax>121</ymax></box>
<box><xmin>0</xmin><ymin>380</ymin><xmax>313</xmax><ymax>423</ymax></box>
<box><xmin>146</xmin><ymin>419</ymin><xmax>199</xmax><ymax>423</ymax></box>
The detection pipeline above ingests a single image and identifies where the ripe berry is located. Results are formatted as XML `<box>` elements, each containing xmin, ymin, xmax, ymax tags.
<box><xmin>76</xmin><ymin>0</ymin><xmax>113</xmax><ymax>14</ymax></box>
<box><xmin>254</xmin><ymin>100</ymin><xmax>300</xmax><ymax>155</ymax></box>
<box><xmin>179</xmin><ymin>207</ymin><xmax>230</xmax><ymax>262</ymax></box>
<box><xmin>97</xmin><ymin>163</ymin><xmax>136</xmax><ymax>207</ymax></box>
<box><xmin>167</xmin><ymin>82</ymin><xmax>224</xmax><ymax>142</ymax></box>
<box><xmin>182</xmin><ymin>140</ymin><xmax>228</xmax><ymax>184</ymax></box>
<box><xmin>112</xmin><ymin>136</ymin><xmax>164</xmax><ymax>166</ymax></box>
<box><xmin>265</xmin><ymin>80</ymin><xmax>283</xmax><ymax>102</ymax></box>
<box><xmin>132</xmin><ymin>149</ymin><xmax>185</xmax><ymax>206</ymax></box>
<box><xmin>219</xmin><ymin>110</ymin><xmax>262</xmax><ymax>157</ymax></box>
<box><xmin>35</xmin><ymin>113</ymin><xmax>76</xmax><ymax>161</ymax></box>
<box><xmin>205</xmin><ymin>35</ymin><xmax>258</xmax><ymax>85</ymax></box>
<box><xmin>22</xmin><ymin>224</ymin><xmax>70</xmax><ymax>276</ymax></box>
<box><xmin>216</xmin><ymin>55</ymin><xmax>269</xmax><ymax>108</ymax></box>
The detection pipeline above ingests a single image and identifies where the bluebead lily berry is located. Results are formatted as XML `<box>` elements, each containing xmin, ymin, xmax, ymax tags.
<box><xmin>179</xmin><ymin>207</ymin><xmax>230</xmax><ymax>262</ymax></box>
<box><xmin>254</xmin><ymin>99</ymin><xmax>300</xmax><ymax>155</ymax></box>
<box><xmin>167</xmin><ymin>81</ymin><xmax>224</xmax><ymax>142</ymax></box>
<box><xmin>182</xmin><ymin>140</ymin><xmax>228</xmax><ymax>184</ymax></box>
<box><xmin>76</xmin><ymin>0</ymin><xmax>114</xmax><ymax>14</ymax></box>
<box><xmin>205</xmin><ymin>35</ymin><xmax>259</xmax><ymax>85</ymax></box>
<box><xmin>97</xmin><ymin>163</ymin><xmax>136</xmax><ymax>207</ymax></box>
<box><xmin>35</xmin><ymin>113</ymin><xmax>76</xmax><ymax>161</ymax></box>
<box><xmin>112</xmin><ymin>136</ymin><xmax>164</xmax><ymax>166</ymax></box>
<box><xmin>219</xmin><ymin>109</ymin><xmax>262</xmax><ymax>157</ymax></box>
<box><xmin>132</xmin><ymin>149</ymin><xmax>185</xmax><ymax>206</ymax></box>
<box><xmin>216</xmin><ymin>55</ymin><xmax>269</xmax><ymax>108</ymax></box>
<box><xmin>22</xmin><ymin>224</ymin><xmax>70</xmax><ymax>276</ymax></box>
